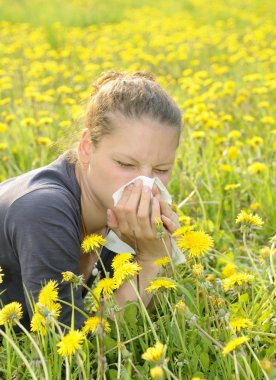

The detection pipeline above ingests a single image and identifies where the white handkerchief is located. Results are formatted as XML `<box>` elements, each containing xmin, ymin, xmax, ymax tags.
<box><xmin>112</xmin><ymin>175</ymin><xmax>172</xmax><ymax>206</ymax></box>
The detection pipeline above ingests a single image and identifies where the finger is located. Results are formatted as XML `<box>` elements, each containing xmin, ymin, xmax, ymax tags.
<box><xmin>161</xmin><ymin>214</ymin><xmax>178</xmax><ymax>234</ymax></box>
<box><xmin>136</xmin><ymin>185</ymin><xmax>152</xmax><ymax>229</ymax></box>
<box><xmin>113</xmin><ymin>183</ymin><xmax>134</xmax><ymax>232</ymax></box>
<box><xmin>117</xmin><ymin>183</ymin><xmax>134</xmax><ymax>207</ymax></box>
<box><xmin>158</xmin><ymin>199</ymin><xmax>179</xmax><ymax>226</ymax></box>
<box><xmin>151</xmin><ymin>196</ymin><xmax>161</xmax><ymax>228</ymax></box>
<box><xmin>123</xmin><ymin>179</ymin><xmax>143</xmax><ymax>230</ymax></box>
<box><xmin>152</xmin><ymin>183</ymin><xmax>160</xmax><ymax>197</ymax></box>
<box><xmin>115</xmin><ymin>179</ymin><xmax>142</xmax><ymax>233</ymax></box>
<box><xmin>107</xmin><ymin>209</ymin><xmax>122</xmax><ymax>238</ymax></box>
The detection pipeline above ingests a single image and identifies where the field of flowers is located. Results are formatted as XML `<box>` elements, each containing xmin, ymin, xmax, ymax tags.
<box><xmin>0</xmin><ymin>0</ymin><xmax>275</xmax><ymax>379</ymax></box>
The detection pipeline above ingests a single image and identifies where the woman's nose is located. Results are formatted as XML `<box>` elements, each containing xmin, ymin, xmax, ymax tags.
<box><xmin>139</xmin><ymin>167</ymin><xmax>153</xmax><ymax>178</ymax></box>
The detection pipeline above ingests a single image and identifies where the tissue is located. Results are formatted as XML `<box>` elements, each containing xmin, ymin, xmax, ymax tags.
<box><xmin>112</xmin><ymin>175</ymin><xmax>172</xmax><ymax>206</ymax></box>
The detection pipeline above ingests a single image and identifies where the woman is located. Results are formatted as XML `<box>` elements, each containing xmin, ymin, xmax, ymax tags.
<box><xmin>0</xmin><ymin>71</ymin><xmax>184</xmax><ymax>330</ymax></box>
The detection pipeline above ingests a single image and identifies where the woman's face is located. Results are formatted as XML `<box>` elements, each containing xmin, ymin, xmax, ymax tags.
<box><xmin>83</xmin><ymin>115</ymin><xmax>179</xmax><ymax>211</ymax></box>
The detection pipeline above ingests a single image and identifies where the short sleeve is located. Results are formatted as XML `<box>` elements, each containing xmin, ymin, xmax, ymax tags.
<box><xmin>6</xmin><ymin>186</ymin><xmax>85</xmax><ymax>328</ymax></box>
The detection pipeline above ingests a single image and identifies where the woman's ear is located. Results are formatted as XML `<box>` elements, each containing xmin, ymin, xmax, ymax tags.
<box><xmin>78</xmin><ymin>129</ymin><xmax>93</xmax><ymax>164</ymax></box>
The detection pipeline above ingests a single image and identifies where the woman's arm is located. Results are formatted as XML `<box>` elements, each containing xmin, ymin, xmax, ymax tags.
<box><xmin>6</xmin><ymin>187</ymin><xmax>86</xmax><ymax>328</ymax></box>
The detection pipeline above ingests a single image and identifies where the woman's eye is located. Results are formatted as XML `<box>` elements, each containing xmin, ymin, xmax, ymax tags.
<box><xmin>154</xmin><ymin>169</ymin><xmax>169</xmax><ymax>174</ymax></box>
<box><xmin>117</xmin><ymin>161</ymin><xmax>134</xmax><ymax>168</ymax></box>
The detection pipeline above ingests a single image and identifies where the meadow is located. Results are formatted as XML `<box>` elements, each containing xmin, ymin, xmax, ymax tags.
<box><xmin>0</xmin><ymin>0</ymin><xmax>275</xmax><ymax>379</ymax></box>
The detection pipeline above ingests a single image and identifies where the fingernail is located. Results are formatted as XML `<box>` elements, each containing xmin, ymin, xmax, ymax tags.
<box><xmin>128</xmin><ymin>183</ymin><xmax>134</xmax><ymax>190</ymax></box>
<box><xmin>152</xmin><ymin>196</ymin><xmax>158</xmax><ymax>204</ymax></box>
<box><xmin>143</xmin><ymin>185</ymin><xmax>150</xmax><ymax>193</ymax></box>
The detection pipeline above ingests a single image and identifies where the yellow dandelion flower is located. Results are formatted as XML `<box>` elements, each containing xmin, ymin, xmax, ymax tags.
<box><xmin>57</xmin><ymin>330</ymin><xmax>85</xmax><ymax>357</ymax></box>
<box><xmin>61</xmin><ymin>271</ymin><xmax>75</xmax><ymax>282</ymax></box>
<box><xmin>150</xmin><ymin>366</ymin><xmax>164</xmax><ymax>379</ymax></box>
<box><xmin>176</xmin><ymin>231</ymin><xmax>214</xmax><ymax>258</ymax></box>
<box><xmin>178</xmin><ymin>215</ymin><xmax>192</xmax><ymax>225</ymax></box>
<box><xmin>248</xmin><ymin>136</ymin><xmax>263</xmax><ymax>148</ymax></box>
<box><xmin>111</xmin><ymin>253</ymin><xmax>134</xmax><ymax>270</ymax></box>
<box><xmin>94</xmin><ymin>278</ymin><xmax>116</xmax><ymax>298</ymax></box>
<box><xmin>222</xmin><ymin>263</ymin><xmax>237</xmax><ymax>278</ymax></box>
<box><xmin>113</xmin><ymin>261</ymin><xmax>142</xmax><ymax>287</ymax></box>
<box><xmin>247</xmin><ymin>162</ymin><xmax>267</xmax><ymax>175</ymax></box>
<box><xmin>219</xmin><ymin>164</ymin><xmax>233</xmax><ymax>173</ymax></box>
<box><xmin>81</xmin><ymin>234</ymin><xmax>106</xmax><ymax>253</ymax></box>
<box><xmin>0</xmin><ymin>123</ymin><xmax>8</xmax><ymax>133</ymax></box>
<box><xmin>142</xmin><ymin>342</ymin><xmax>166</xmax><ymax>362</ymax></box>
<box><xmin>59</xmin><ymin>120</ymin><xmax>71</xmax><ymax>128</ymax></box>
<box><xmin>209</xmin><ymin>295</ymin><xmax>225</xmax><ymax>308</ymax></box>
<box><xmin>191</xmin><ymin>131</ymin><xmax>205</xmax><ymax>139</ymax></box>
<box><xmin>31</xmin><ymin>312</ymin><xmax>48</xmax><ymax>335</ymax></box>
<box><xmin>206</xmin><ymin>274</ymin><xmax>215</xmax><ymax>281</ymax></box>
<box><xmin>224</xmin><ymin>183</ymin><xmax>241</xmax><ymax>191</ymax></box>
<box><xmin>154</xmin><ymin>217</ymin><xmax>165</xmax><ymax>239</ymax></box>
<box><xmin>260</xmin><ymin>359</ymin><xmax>273</xmax><ymax>372</ymax></box>
<box><xmin>172</xmin><ymin>225</ymin><xmax>195</xmax><ymax>237</ymax></box>
<box><xmin>222</xmin><ymin>336</ymin><xmax>249</xmax><ymax>356</ymax></box>
<box><xmin>227</xmin><ymin>130</ymin><xmax>241</xmax><ymax>140</ymax></box>
<box><xmin>0</xmin><ymin>302</ymin><xmax>23</xmax><ymax>325</ymax></box>
<box><xmin>154</xmin><ymin>256</ymin><xmax>171</xmax><ymax>266</ymax></box>
<box><xmin>260</xmin><ymin>116</ymin><xmax>275</xmax><ymax>125</ymax></box>
<box><xmin>222</xmin><ymin>272</ymin><xmax>255</xmax><ymax>292</ymax></box>
<box><xmin>0</xmin><ymin>143</ymin><xmax>8</xmax><ymax>151</ymax></box>
<box><xmin>243</xmin><ymin>115</ymin><xmax>255</xmax><ymax>122</ymax></box>
<box><xmin>236</xmin><ymin>210</ymin><xmax>264</xmax><ymax>227</ymax></box>
<box><xmin>36</xmin><ymin>137</ymin><xmax>52</xmax><ymax>145</ymax></box>
<box><xmin>82</xmin><ymin>316</ymin><xmax>111</xmax><ymax>335</ymax></box>
<box><xmin>39</xmin><ymin>280</ymin><xmax>59</xmax><ymax>306</ymax></box>
<box><xmin>250</xmin><ymin>202</ymin><xmax>261</xmax><ymax>210</ymax></box>
<box><xmin>146</xmin><ymin>278</ymin><xmax>177</xmax><ymax>293</ymax></box>
<box><xmin>191</xmin><ymin>263</ymin><xmax>204</xmax><ymax>277</ymax></box>
<box><xmin>229</xmin><ymin>317</ymin><xmax>253</xmax><ymax>332</ymax></box>
<box><xmin>228</xmin><ymin>146</ymin><xmax>238</xmax><ymax>160</ymax></box>
<box><xmin>5</xmin><ymin>114</ymin><xmax>15</xmax><ymax>124</ymax></box>
<box><xmin>175</xmin><ymin>300</ymin><xmax>186</xmax><ymax>313</ymax></box>
<box><xmin>0</xmin><ymin>266</ymin><xmax>4</xmax><ymax>284</ymax></box>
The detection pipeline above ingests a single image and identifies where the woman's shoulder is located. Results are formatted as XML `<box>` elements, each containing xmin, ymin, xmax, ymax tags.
<box><xmin>1</xmin><ymin>153</ymin><xmax>81</xmax><ymax>225</ymax></box>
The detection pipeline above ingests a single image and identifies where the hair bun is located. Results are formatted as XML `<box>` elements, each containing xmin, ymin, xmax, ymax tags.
<box><xmin>90</xmin><ymin>70</ymin><xmax>156</xmax><ymax>97</ymax></box>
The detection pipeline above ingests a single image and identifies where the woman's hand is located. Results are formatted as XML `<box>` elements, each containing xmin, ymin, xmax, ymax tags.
<box><xmin>106</xmin><ymin>179</ymin><xmax>179</xmax><ymax>262</ymax></box>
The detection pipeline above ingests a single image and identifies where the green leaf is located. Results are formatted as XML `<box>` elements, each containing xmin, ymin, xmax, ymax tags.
<box><xmin>200</xmin><ymin>351</ymin><xmax>210</xmax><ymax>371</ymax></box>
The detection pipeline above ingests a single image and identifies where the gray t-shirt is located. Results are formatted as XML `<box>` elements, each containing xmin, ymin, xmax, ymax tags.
<box><xmin>0</xmin><ymin>153</ymin><xmax>115</xmax><ymax>330</ymax></box>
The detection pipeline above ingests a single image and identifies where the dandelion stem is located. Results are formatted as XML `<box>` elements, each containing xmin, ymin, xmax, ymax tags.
<box><xmin>76</xmin><ymin>353</ymin><xmax>88</xmax><ymax>380</ymax></box>
<box><xmin>163</xmin><ymin>364</ymin><xmax>180</xmax><ymax>380</ymax></box>
<box><xmin>233</xmin><ymin>352</ymin><xmax>240</xmax><ymax>380</ymax></box>
<box><xmin>113</xmin><ymin>314</ymin><xmax>122</xmax><ymax>379</ymax></box>
<box><xmin>129</xmin><ymin>279</ymin><xmax>159</xmax><ymax>341</ymax></box>
<box><xmin>242</xmin><ymin>231</ymin><xmax>260</xmax><ymax>276</ymax></box>
<box><xmin>164</xmin><ymin>293</ymin><xmax>186</xmax><ymax>353</ymax></box>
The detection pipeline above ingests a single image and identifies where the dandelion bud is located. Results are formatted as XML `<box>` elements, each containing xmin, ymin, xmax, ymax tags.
<box><xmin>150</xmin><ymin>366</ymin><xmax>164</xmax><ymax>380</ymax></box>
<box><xmin>154</xmin><ymin>217</ymin><xmax>165</xmax><ymax>239</ymax></box>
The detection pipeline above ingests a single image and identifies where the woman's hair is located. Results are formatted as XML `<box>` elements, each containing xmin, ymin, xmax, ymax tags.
<box><xmin>64</xmin><ymin>70</ymin><xmax>182</xmax><ymax>162</ymax></box>
<box><xmin>85</xmin><ymin>70</ymin><xmax>182</xmax><ymax>145</ymax></box>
